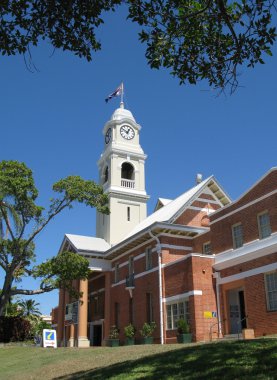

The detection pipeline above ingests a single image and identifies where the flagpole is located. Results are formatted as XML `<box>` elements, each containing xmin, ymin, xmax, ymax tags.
<box><xmin>121</xmin><ymin>82</ymin><xmax>124</xmax><ymax>106</ymax></box>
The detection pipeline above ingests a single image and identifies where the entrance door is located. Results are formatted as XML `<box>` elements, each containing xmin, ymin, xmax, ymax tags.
<box><xmin>93</xmin><ymin>325</ymin><xmax>102</xmax><ymax>346</ymax></box>
<box><xmin>228</xmin><ymin>289</ymin><xmax>246</xmax><ymax>334</ymax></box>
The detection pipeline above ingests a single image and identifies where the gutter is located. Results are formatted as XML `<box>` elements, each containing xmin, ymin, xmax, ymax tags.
<box><xmin>149</xmin><ymin>230</ymin><xmax>164</xmax><ymax>345</ymax></box>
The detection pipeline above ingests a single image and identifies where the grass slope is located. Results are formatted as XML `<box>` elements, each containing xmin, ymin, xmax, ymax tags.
<box><xmin>0</xmin><ymin>339</ymin><xmax>276</xmax><ymax>380</ymax></box>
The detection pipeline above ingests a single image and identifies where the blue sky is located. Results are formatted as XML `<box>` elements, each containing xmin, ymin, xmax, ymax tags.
<box><xmin>1</xmin><ymin>5</ymin><xmax>276</xmax><ymax>315</ymax></box>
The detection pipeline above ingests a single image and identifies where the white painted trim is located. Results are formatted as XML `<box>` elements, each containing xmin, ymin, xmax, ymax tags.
<box><xmin>111</xmin><ymin>279</ymin><xmax>125</xmax><ymax>288</ymax></box>
<box><xmin>111</xmin><ymin>237</ymin><xmax>154</xmax><ymax>262</ymax></box>
<box><xmin>162</xmin><ymin>253</ymin><xmax>214</xmax><ymax>269</ymax></box>
<box><xmin>211</xmin><ymin>189</ymin><xmax>277</xmax><ymax>225</ymax></box>
<box><xmin>201</xmin><ymin>187</ymin><xmax>226</xmax><ymax>207</ymax></box>
<box><xmin>89</xmin><ymin>288</ymin><xmax>105</xmax><ymax>296</ymax></box>
<box><xmin>134</xmin><ymin>252</ymin><xmax>146</xmax><ymax>261</ymax></box>
<box><xmin>161</xmin><ymin>244</ymin><xmax>192</xmax><ymax>251</ymax></box>
<box><xmin>188</xmin><ymin>206</ymin><xmax>216</xmax><ymax>214</ymax></box>
<box><xmin>218</xmin><ymin>262</ymin><xmax>277</xmax><ymax>285</ymax></box>
<box><xmin>134</xmin><ymin>266</ymin><xmax>159</xmax><ymax>279</ymax></box>
<box><xmin>162</xmin><ymin>256</ymin><xmax>190</xmax><ymax>268</ymax></box>
<box><xmin>214</xmin><ymin>232</ymin><xmax>277</xmax><ymax>270</ymax></box>
<box><xmin>211</xmin><ymin>168</ymin><xmax>277</xmax><ymax>217</ymax></box>
<box><xmin>111</xmin><ymin>265</ymin><xmax>159</xmax><ymax>288</ymax></box>
<box><xmin>197</xmin><ymin>197</ymin><xmax>222</xmax><ymax>205</ymax></box>
<box><xmin>111</xmin><ymin>242</ymin><xmax>193</xmax><ymax>269</ymax></box>
<box><xmin>156</xmin><ymin>232</ymin><xmax>193</xmax><ymax>240</ymax></box>
<box><xmin>190</xmin><ymin>253</ymin><xmax>215</xmax><ymax>259</ymax></box>
<box><xmin>89</xmin><ymin>274</ymin><xmax>105</xmax><ymax>282</ymax></box>
<box><xmin>163</xmin><ymin>290</ymin><xmax>203</xmax><ymax>303</ymax></box>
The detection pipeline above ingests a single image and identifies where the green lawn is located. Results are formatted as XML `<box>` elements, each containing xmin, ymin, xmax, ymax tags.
<box><xmin>0</xmin><ymin>339</ymin><xmax>276</xmax><ymax>380</ymax></box>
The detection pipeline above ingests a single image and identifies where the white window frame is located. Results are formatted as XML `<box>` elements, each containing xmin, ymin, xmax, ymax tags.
<box><xmin>232</xmin><ymin>223</ymin><xmax>244</xmax><ymax>249</ymax></box>
<box><xmin>203</xmin><ymin>241</ymin><xmax>212</xmax><ymax>255</ymax></box>
<box><xmin>145</xmin><ymin>247</ymin><xmax>153</xmax><ymax>270</ymax></box>
<box><xmin>265</xmin><ymin>272</ymin><xmax>277</xmax><ymax>311</ymax></box>
<box><xmin>258</xmin><ymin>211</ymin><xmax>272</xmax><ymax>239</ymax></box>
<box><xmin>166</xmin><ymin>299</ymin><xmax>189</xmax><ymax>330</ymax></box>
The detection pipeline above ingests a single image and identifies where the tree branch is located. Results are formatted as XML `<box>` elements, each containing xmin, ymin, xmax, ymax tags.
<box><xmin>217</xmin><ymin>0</ymin><xmax>240</xmax><ymax>51</ymax></box>
<box><xmin>0</xmin><ymin>202</ymin><xmax>16</xmax><ymax>241</ymax></box>
<box><xmin>24</xmin><ymin>197</ymin><xmax>70</xmax><ymax>248</ymax></box>
<box><xmin>10</xmin><ymin>287</ymin><xmax>55</xmax><ymax>296</ymax></box>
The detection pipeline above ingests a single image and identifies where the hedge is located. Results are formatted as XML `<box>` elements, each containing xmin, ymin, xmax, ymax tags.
<box><xmin>0</xmin><ymin>316</ymin><xmax>31</xmax><ymax>342</ymax></box>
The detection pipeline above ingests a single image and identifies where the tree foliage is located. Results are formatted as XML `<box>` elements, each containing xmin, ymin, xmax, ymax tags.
<box><xmin>0</xmin><ymin>160</ymin><xmax>109</xmax><ymax>316</ymax></box>
<box><xmin>17</xmin><ymin>299</ymin><xmax>41</xmax><ymax>318</ymax></box>
<box><xmin>0</xmin><ymin>1</ymin><xmax>276</xmax><ymax>92</ymax></box>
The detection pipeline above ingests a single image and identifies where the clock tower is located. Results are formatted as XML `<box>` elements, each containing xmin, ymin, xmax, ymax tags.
<box><xmin>96</xmin><ymin>103</ymin><xmax>149</xmax><ymax>246</ymax></box>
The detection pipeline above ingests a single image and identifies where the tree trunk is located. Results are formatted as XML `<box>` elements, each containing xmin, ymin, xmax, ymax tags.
<box><xmin>0</xmin><ymin>270</ymin><xmax>14</xmax><ymax>316</ymax></box>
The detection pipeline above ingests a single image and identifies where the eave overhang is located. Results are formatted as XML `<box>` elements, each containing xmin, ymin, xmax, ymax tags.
<box><xmin>213</xmin><ymin>232</ymin><xmax>277</xmax><ymax>271</ymax></box>
<box><xmin>104</xmin><ymin>222</ymin><xmax>209</xmax><ymax>260</ymax></box>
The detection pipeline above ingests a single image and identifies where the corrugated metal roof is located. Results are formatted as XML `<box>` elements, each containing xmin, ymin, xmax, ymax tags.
<box><xmin>65</xmin><ymin>234</ymin><xmax>111</xmax><ymax>252</ymax></box>
<box><xmin>125</xmin><ymin>176</ymin><xmax>214</xmax><ymax>239</ymax></box>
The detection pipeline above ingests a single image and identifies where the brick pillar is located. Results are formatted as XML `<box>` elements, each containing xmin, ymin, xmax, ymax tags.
<box><xmin>104</xmin><ymin>271</ymin><xmax>111</xmax><ymax>343</ymax></box>
<box><xmin>57</xmin><ymin>288</ymin><xmax>65</xmax><ymax>346</ymax></box>
<box><xmin>77</xmin><ymin>279</ymin><xmax>90</xmax><ymax>347</ymax></box>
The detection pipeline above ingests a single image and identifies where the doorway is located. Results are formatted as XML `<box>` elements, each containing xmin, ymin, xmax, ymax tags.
<box><xmin>228</xmin><ymin>288</ymin><xmax>246</xmax><ymax>334</ymax></box>
<box><xmin>90</xmin><ymin>324</ymin><xmax>102</xmax><ymax>346</ymax></box>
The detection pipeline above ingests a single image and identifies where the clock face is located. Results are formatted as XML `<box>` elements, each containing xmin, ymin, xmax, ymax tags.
<box><xmin>120</xmin><ymin>125</ymin><xmax>135</xmax><ymax>140</ymax></box>
<box><xmin>105</xmin><ymin>128</ymin><xmax>112</xmax><ymax>144</ymax></box>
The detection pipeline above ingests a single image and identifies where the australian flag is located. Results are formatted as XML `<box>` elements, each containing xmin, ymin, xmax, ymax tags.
<box><xmin>105</xmin><ymin>83</ymin><xmax>122</xmax><ymax>103</ymax></box>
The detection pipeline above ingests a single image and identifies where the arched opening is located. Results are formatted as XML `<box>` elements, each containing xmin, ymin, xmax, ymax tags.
<box><xmin>121</xmin><ymin>162</ymin><xmax>134</xmax><ymax>180</ymax></box>
<box><xmin>121</xmin><ymin>162</ymin><xmax>135</xmax><ymax>188</ymax></box>
<box><xmin>103</xmin><ymin>166</ymin><xmax>109</xmax><ymax>183</ymax></box>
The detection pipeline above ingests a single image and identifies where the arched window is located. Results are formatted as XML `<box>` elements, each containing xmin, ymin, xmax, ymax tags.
<box><xmin>121</xmin><ymin>162</ymin><xmax>134</xmax><ymax>180</ymax></box>
<box><xmin>104</xmin><ymin>166</ymin><xmax>109</xmax><ymax>183</ymax></box>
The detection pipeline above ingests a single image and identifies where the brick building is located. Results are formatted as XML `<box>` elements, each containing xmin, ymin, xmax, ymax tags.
<box><xmin>53</xmin><ymin>104</ymin><xmax>277</xmax><ymax>347</ymax></box>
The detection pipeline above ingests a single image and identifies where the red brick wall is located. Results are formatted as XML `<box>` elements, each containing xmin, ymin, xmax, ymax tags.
<box><xmin>191</xmin><ymin>256</ymin><xmax>217</xmax><ymax>341</ymax></box>
<box><xmin>110</xmin><ymin>269</ymin><xmax>160</xmax><ymax>343</ymax></box>
<box><xmin>193</xmin><ymin>232</ymin><xmax>212</xmax><ymax>253</ymax></box>
<box><xmin>210</xmin><ymin>194</ymin><xmax>277</xmax><ymax>254</ymax></box>
<box><xmin>211</xmin><ymin>170</ymin><xmax>277</xmax><ymax>221</ymax></box>
<box><xmin>163</xmin><ymin>258</ymin><xmax>193</xmax><ymax>298</ymax></box>
<box><xmin>88</xmin><ymin>274</ymin><xmax>105</xmax><ymax>293</ymax></box>
<box><xmin>244</xmin><ymin>274</ymin><xmax>277</xmax><ymax>336</ymax></box>
<box><xmin>220</xmin><ymin>253</ymin><xmax>277</xmax><ymax>278</ymax></box>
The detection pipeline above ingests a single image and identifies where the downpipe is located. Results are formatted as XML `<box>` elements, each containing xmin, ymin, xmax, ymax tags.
<box><xmin>149</xmin><ymin>230</ymin><xmax>164</xmax><ymax>345</ymax></box>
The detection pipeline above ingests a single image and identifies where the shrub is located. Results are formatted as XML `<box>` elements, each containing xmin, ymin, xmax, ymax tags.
<box><xmin>0</xmin><ymin>316</ymin><xmax>31</xmax><ymax>343</ymax></box>
<box><xmin>140</xmin><ymin>322</ymin><xmax>156</xmax><ymax>337</ymax></box>
<box><xmin>124</xmin><ymin>324</ymin><xmax>136</xmax><ymax>338</ymax></box>
<box><xmin>109</xmin><ymin>325</ymin><xmax>119</xmax><ymax>339</ymax></box>
<box><xmin>177</xmin><ymin>319</ymin><xmax>190</xmax><ymax>334</ymax></box>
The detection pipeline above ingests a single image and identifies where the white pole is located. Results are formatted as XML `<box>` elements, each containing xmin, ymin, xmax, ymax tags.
<box><xmin>149</xmin><ymin>230</ymin><xmax>164</xmax><ymax>344</ymax></box>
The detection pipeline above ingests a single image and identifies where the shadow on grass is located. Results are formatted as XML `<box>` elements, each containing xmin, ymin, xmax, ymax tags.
<box><xmin>54</xmin><ymin>339</ymin><xmax>277</xmax><ymax>380</ymax></box>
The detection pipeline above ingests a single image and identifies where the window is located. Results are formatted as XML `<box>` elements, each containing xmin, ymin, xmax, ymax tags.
<box><xmin>104</xmin><ymin>166</ymin><xmax>109</xmax><ymax>183</ymax></box>
<box><xmin>258</xmin><ymin>212</ymin><xmax>271</xmax><ymax>239</ymax></box>
<box><xmin>129</xmin><ymin>256</ymin><xmax>134</xmax><ymax>276</ymax></box>
<box><xmin>232</xmin><ymin>223</ymin><xmax>244</xmax><ymax>249</ymax></box>
<box><xmin>127</xmin><ymin>206</ymin><xmax>130</xmax><ymax>221</ymax></box>
<box><xmin>203</xmin><ymin>242</ymin><xmax>212</xmax><ymax>255</ymax></box>
<box><xmin>166</xmin><ymin>300</ymin><xmax>189</xmax><ymax>330</ymax></box>
<box><xmin>146</xmin><ymin>293</ymin><xmax>154</xmax><ymax>323</ymax></box>
<box><xmin>265</xmin><ymin>272</ymin><xmax>277</xmax><ymax>311</ymax></box>
<box><xmin>114</xmin><ymin>263</ymin><xmax>119</xmax><ymax>283</ymax></box>
<box><xmin>145</xmin><ymin>247</ymin><xmax>152</xmax><ymax>270</ymax></box>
